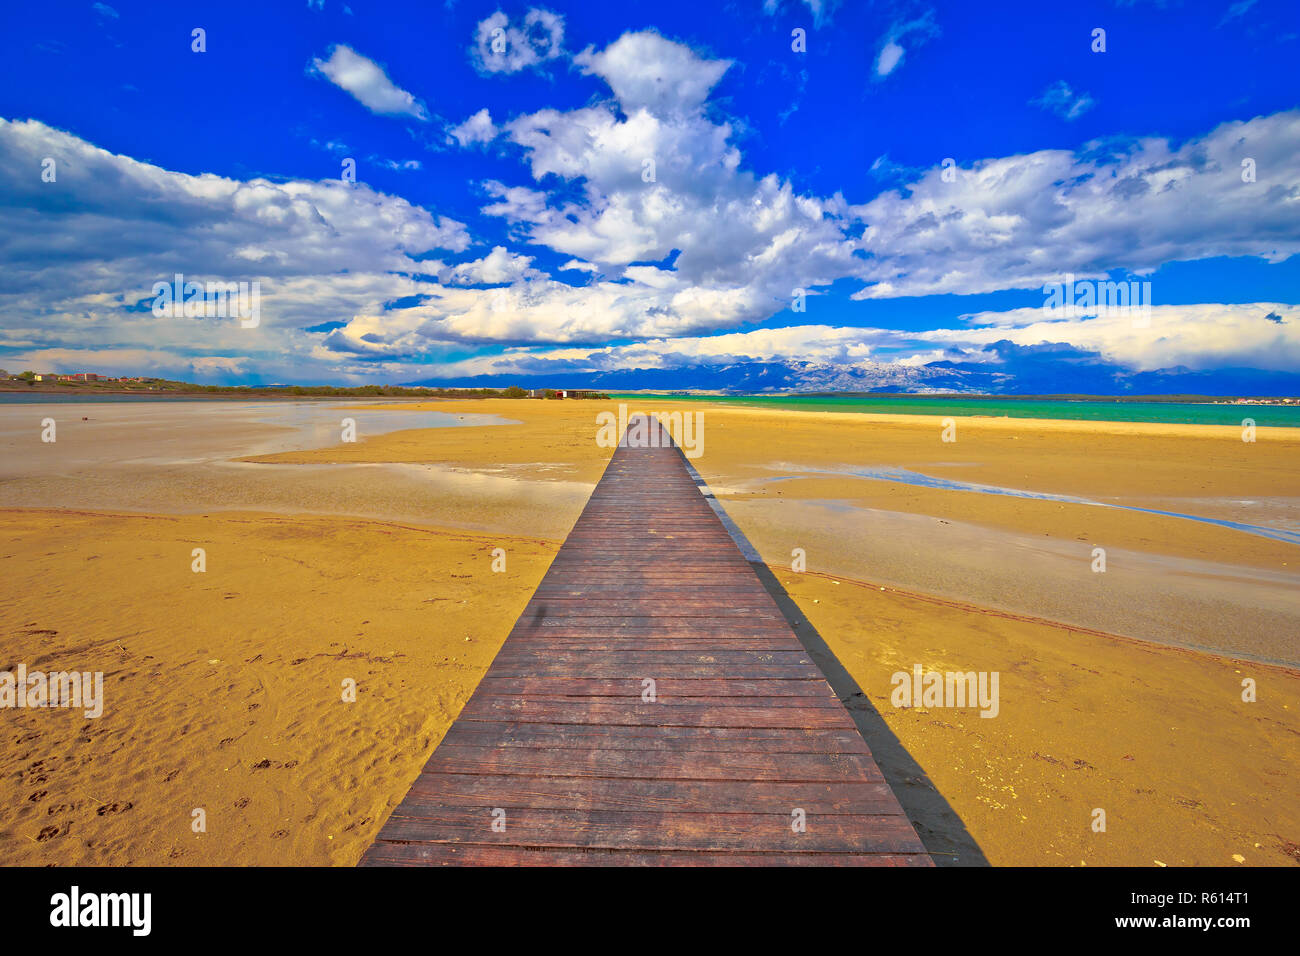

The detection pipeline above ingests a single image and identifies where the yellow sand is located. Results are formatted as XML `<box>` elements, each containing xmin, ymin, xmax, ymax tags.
<box><xmin>3</xmin><ymin>397</ymin><xmax>1297</xmax><ymax>866</ymax></box>
<box><xmin>0</xmin><ymin>509</ymin><xmax>555</xmax><ymax>865</ymax></box>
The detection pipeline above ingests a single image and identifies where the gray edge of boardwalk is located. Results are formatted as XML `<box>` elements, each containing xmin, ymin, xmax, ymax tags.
<box><xmin>679</xmin><ymin>454</ymin><xmax>762</xmax><ymax>562</ymax></box>
<box><xmin>359</xmin><ymin>416</ymin><xmax>933</xmax><ymax>866</ymax></box>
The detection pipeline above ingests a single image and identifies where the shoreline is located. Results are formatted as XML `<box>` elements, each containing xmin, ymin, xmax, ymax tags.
<box><xmin>0</xmin><ymin>391</ymin><xmax>470</xmax><ymax>402</ymax></box>
<box><xmin>7</xmin><ymin>384</ymin><xmax>1298</xmax><ymax>404</ymax></box>
<box><xmin>6</xmin><ymin>388</ymin><xmax>1300</xmax><ymax>427</ymax></box>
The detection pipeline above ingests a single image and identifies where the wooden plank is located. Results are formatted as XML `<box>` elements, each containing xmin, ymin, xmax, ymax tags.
<box><xmin>496</xmin><ymin>637</ymin><xmax>806</xmax><ymax>649</ymax></box>
<box><xmin>472</xmin><ymin>677</ymin><xmax>839</xmax><ymax>698</ymax></box>
<box><xmin>437</xmin><ymin>721</ymin><xmax>873</xmax><ymax>755</ymax></box>
<box><xmin>359</xmin><ymin>415</ymin><xmax>931</xmax><ymax>867</ymax></box>
<box><xmin>456</xmin><ymin>699</ymin><xmax>853</xmax><ymax>727</ymax></box>
<box><xmin>376</xmin><ymin>808</ymin><xmax>926</xmax><ymax>853</ymax></box>
<box><xmin>490</xmin><ymin>649</ymin><xmax>814</xmax><ymax>664</ymax></box>
<box><xmin>397</xmin><ymin>775</ymin><xmax>904</xmax><ymax>811</ymax></box>
<box><xmin>421</xmin><ymin>746</ymin><xmax>886</xmax><ymax>782</ymax></box>
<box><xmin>473</xmin><ymin>665</ymin><xmax>827</xmax><ymax>681</ymax></box>
<box><xmin>506</xmin><ymin>625</ymin><xmax>801</xmax><ymax>637</ymax></box>
<box><xmin>397</xmin><ymin>773</ymin><xmax>898</xmax><ymax>814</ymax></box>
<box><xmin>360</xmin><ymin>844</ymin><xmax>932</xmax><ymax>867</ymax></box>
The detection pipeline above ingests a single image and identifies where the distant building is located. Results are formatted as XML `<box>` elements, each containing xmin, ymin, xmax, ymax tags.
<box><xmin>525</xmin><ymin>388</ymin><xmax>600</xmax><ymax>399</ymax></box>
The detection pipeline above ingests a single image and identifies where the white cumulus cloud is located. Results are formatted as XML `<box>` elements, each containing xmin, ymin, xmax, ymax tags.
<box><xmin>310</xmin><ymin>44</ymin><xmax>428</xmax><ymax>120</ymax></box>
<box><xmin>850</xmin><ymin>110</ymin><xmax>1300</xmax><ymax>298</ymax></box>
<box><xmin>447</xmin><ymin>108</ymin><xmax>499</xmax><ymax>147</ymax></box>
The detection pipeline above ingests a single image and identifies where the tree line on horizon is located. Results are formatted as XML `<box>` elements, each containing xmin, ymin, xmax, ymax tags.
<box><xmin>0</xmin><ymin>371</ymin><xmax>610</xmax><ymax>400</ymax></box>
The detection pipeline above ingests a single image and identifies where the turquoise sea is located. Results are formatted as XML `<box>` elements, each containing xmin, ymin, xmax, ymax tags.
<box><xmin>4</xmin><ymin>391</ymin><xmax>1299</xmax><ymax>427</ymax></box>
<box><xmin>608</xmin><ymin>394</ymin><xmax>1300</xmax><ymax>427</ymax></box>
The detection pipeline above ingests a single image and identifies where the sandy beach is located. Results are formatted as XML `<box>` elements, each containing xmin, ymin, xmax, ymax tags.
<box><xmin>1</xmin><ymin>397</ymin><xmax>1297</xmax><ymax>865</ymax></box>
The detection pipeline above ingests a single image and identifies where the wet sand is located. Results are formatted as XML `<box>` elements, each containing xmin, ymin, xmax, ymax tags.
<box><xmin>0</xmin><ymin>401</ymin><xmax>586</xmax><ymax>536</ymax></box>
<box><xmin>783</xmin><ymin>569</ymin><xmax>1300</xmax><ymax>866</ymax></box>
<box><xmin>2</xmin><ymin>397</ymin><xmax>1297</xmax><ymax>865</ymax></box>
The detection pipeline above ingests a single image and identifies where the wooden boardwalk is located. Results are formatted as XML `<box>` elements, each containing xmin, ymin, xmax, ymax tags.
<box><xmin>360</xmin><ymin>417</ymin><xmax>931</xmax><ymax>866</ymax></box>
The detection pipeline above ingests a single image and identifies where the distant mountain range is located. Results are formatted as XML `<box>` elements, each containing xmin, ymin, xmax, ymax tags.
<box><xmin>404</xmin><ymin>346</ymin><xmax>1300</xmax><ymax>396</ymax></box>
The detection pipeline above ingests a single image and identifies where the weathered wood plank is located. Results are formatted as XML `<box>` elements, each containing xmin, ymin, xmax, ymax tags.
<box><xmin>398</xmin><ymin>773</ymin><xmax>899</xmax><ymax>814</ymax></box>
<box><xmin>457</xmin><ymin>698</ymin><xmax>854</xmax><ymax>727</ymax></box>
<box><xmin>422</xmin><ymin>746</ymin><xmax>885</xmax><ymax>782</ymax></box>
<box><xmin>437</xmin><ymin>721</ymin><xmax>873</xmax><ymax>755</ymax></box>
<box><xmin>360</xmin><ymin>844</ymin><xmax>932</xmax><ymax>867</ymax></box>
<box><xmin>473</xmin><ymin>677</ymin><xmax>838</xmax><ymax>698</ymax></box>
<box><xmin>377</xmin><ymin>808</ymin><xmax>926</xmax><ymax>853</ymax></box>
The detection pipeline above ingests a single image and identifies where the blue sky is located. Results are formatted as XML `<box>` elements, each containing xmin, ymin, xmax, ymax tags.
<box><xmin>1</xmin><ymin>0</ymin><xmax>1297</xmax><ymax>391</ymax></box>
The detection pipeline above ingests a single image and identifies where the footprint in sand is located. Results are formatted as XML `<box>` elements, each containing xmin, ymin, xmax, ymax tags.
<box><xmin>96</xmin><ymin>802</ymin><xmax>133</xmax><ymax>815</ymax></box>
<box><xmin>36</xmin><ymin>823</ymin><xmax>68</xmax><ymax>842</ymax></box>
